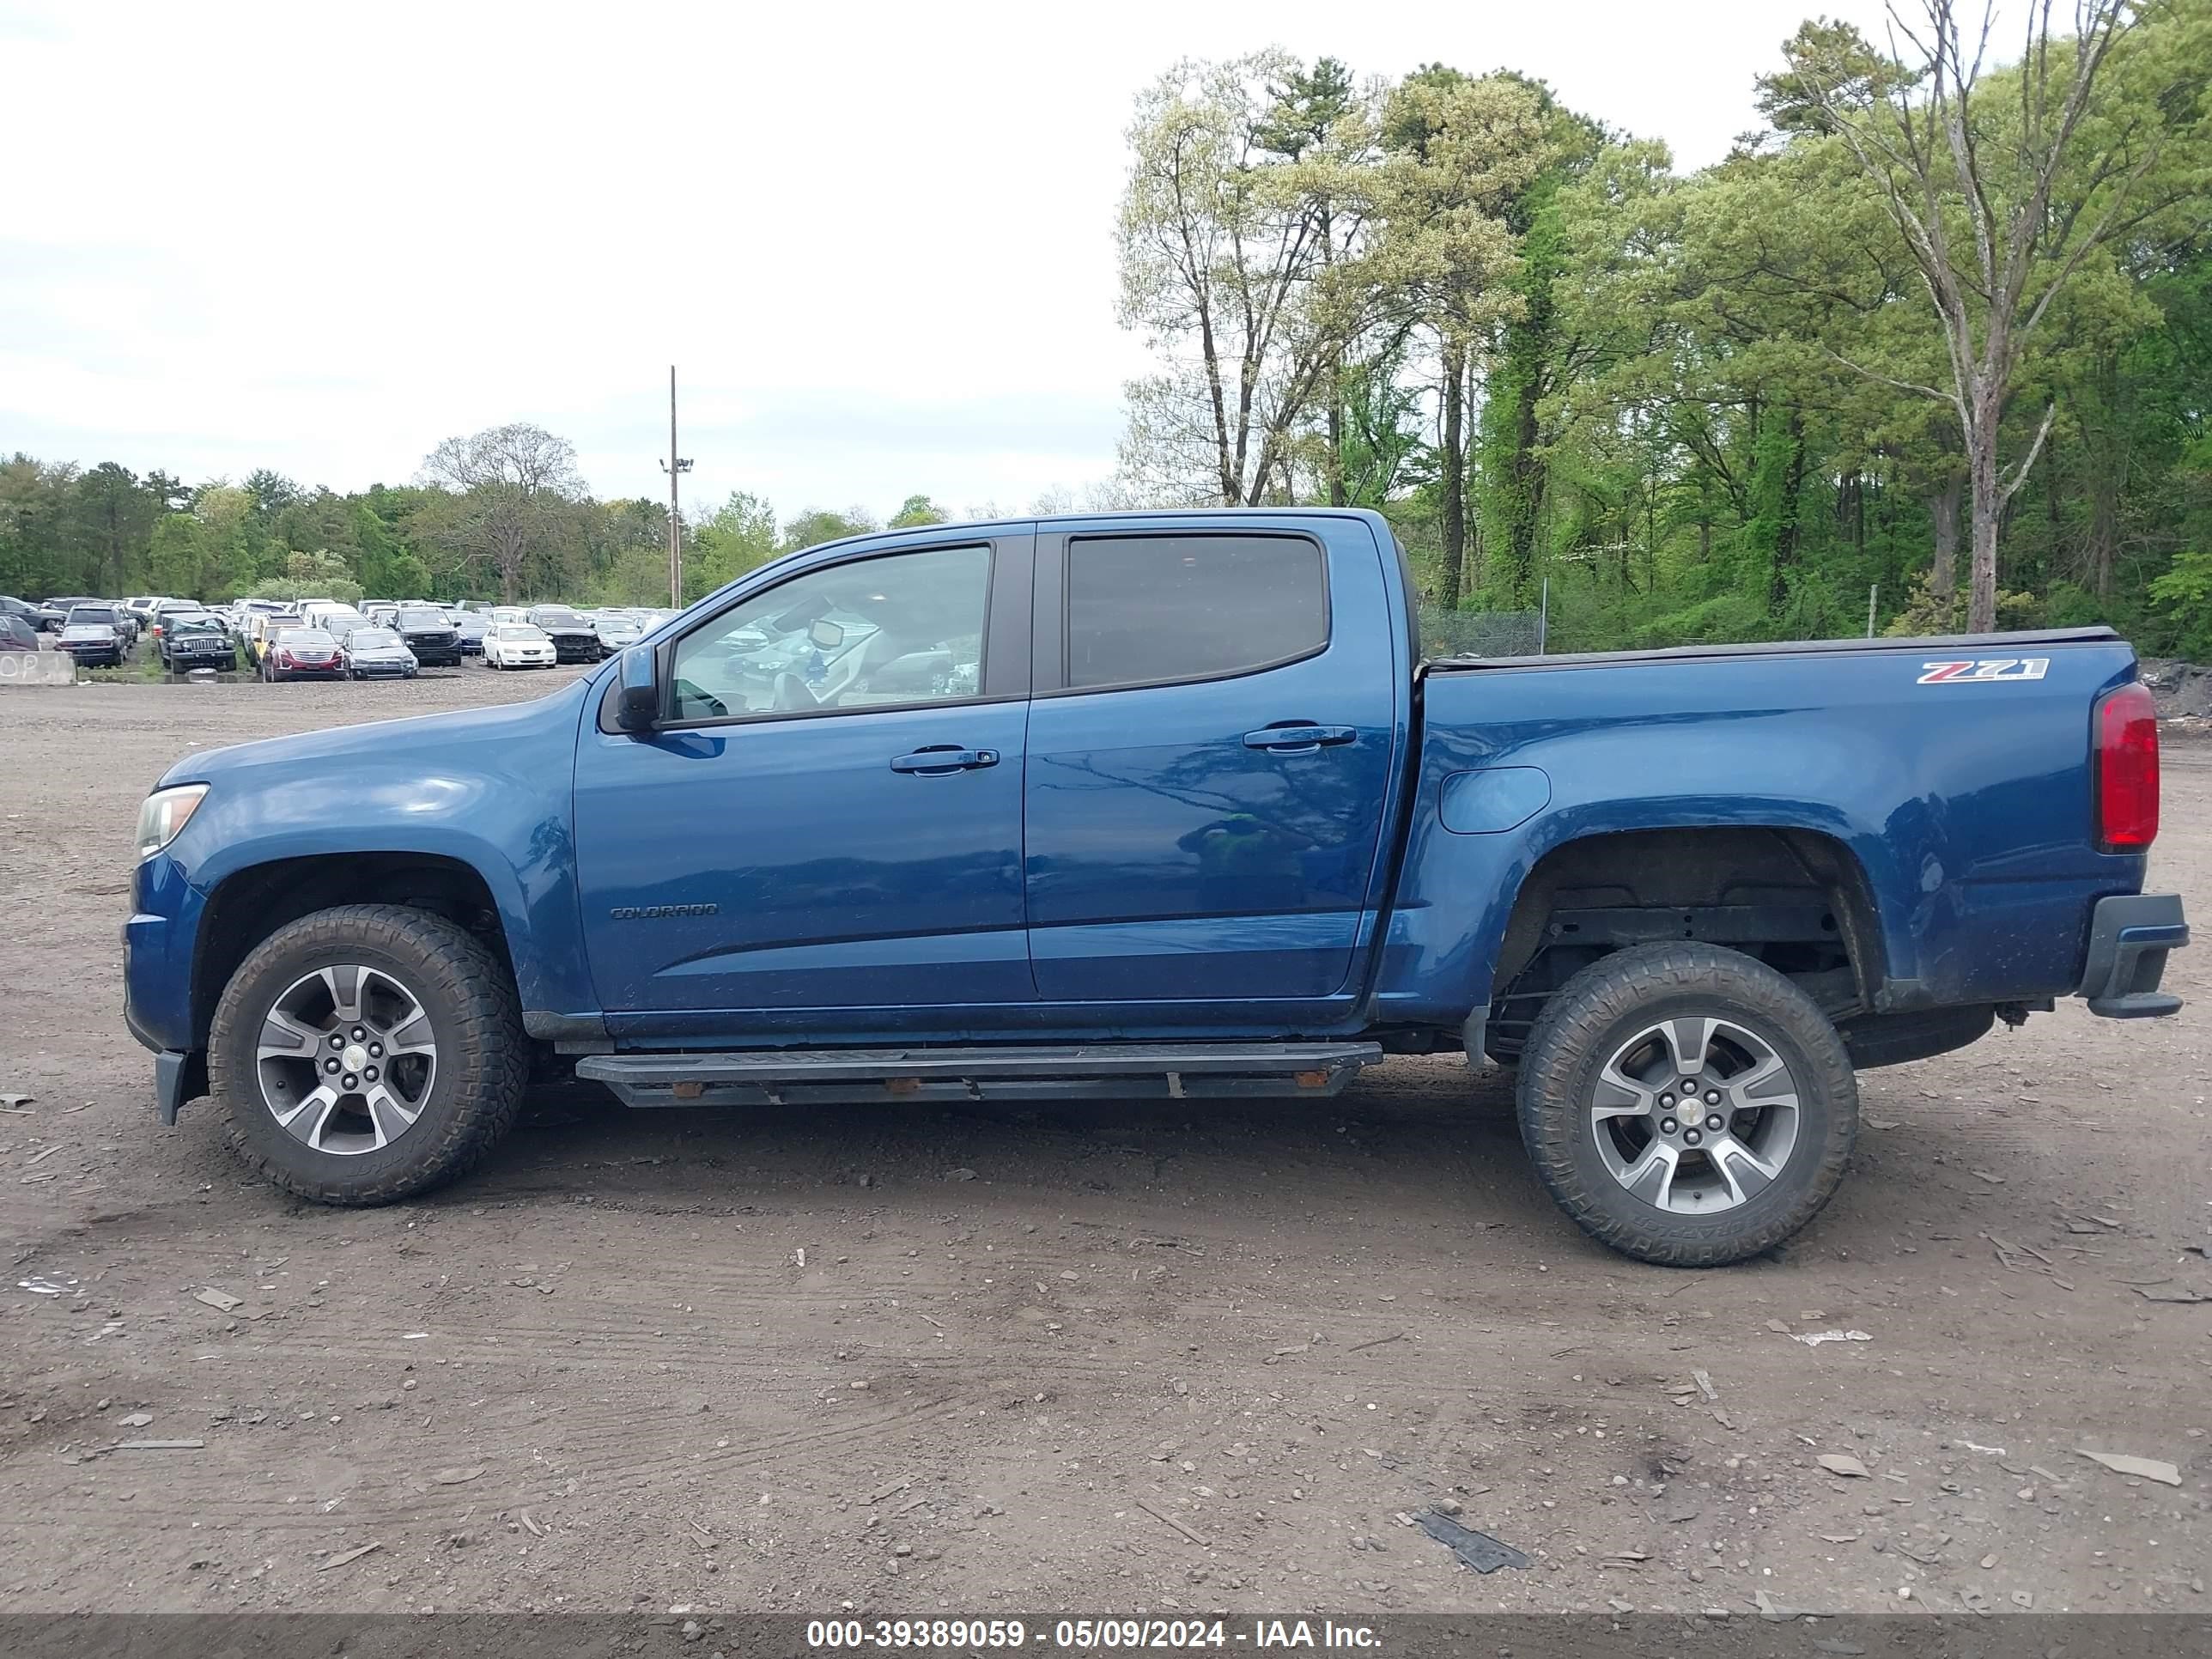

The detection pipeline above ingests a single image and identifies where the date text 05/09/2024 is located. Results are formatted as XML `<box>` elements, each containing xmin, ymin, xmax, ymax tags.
<box><xmin>805</xmin><ymin>1620</ymin><xmax>1382</xmax><ymax>1650</ymax></box>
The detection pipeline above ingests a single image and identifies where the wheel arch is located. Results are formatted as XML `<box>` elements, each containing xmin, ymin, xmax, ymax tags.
<box><xmin>191</xmin><ymin>853</ymin><xmax>519</xmax><ymax>1050</ymax></box>
<box><xmin>1482</xmin><ymin>823</ymin><xmax>1886</xmax><ymax>1061</ymax></box>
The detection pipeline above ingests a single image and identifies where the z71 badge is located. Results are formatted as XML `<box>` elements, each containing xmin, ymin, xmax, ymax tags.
<box><xmin>1917</xmin><ymin>657</ymin><xmax>2050</xmax><ymax>684</ymax></box>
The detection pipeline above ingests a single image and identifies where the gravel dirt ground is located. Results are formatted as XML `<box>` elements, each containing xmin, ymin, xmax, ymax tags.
<box><xmin>1</xmin><ymin>668</ymin><xmax>2207</xmax><ymax>1620</ymax></box>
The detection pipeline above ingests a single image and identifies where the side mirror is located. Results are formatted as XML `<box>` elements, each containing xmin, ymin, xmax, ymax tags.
<box><xmin>615</xmin><ymin>644</ymin><xmax>660</xmax><ymax>733</ymax></box>
<box><xmin>808</xmin><ymin>618</ymin><xmax>846</xmax><ymax>651</ymax></box>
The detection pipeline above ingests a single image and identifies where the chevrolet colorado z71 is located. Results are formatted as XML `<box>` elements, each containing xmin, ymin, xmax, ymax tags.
<box><xmin>125</xmin><ymin>509</ymin><xmax>2189</xmax><ymax>1264</ymax></box>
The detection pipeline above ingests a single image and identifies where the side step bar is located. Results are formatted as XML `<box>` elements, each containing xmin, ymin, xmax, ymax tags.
<box><xmin>575</xmin><ymin>1042</ymin><xmax>1383</xmax><ymax>1108</ymax></box>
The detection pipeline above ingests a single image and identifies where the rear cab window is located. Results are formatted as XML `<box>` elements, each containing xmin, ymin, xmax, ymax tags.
<box><xmin>1065</xmin><ymin>534</ymin><xmax>1328</xmax><ymax>690</ymax></box>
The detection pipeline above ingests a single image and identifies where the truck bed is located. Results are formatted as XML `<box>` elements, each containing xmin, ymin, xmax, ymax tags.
<box><xmin>1426</xmin><ymin>625</ymin><xmax>2122</xmax><ymax>674</ymax></box>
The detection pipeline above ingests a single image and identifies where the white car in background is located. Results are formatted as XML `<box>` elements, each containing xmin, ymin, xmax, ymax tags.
<box><xmin>483</xmin><ymin>622</ymin><xmax>556</xmax><ymax>669</ymax></box>
<box><xmin>301</xmin><ymin>600</ymin><xmax>370</xmax><ymax>637</ymax></box>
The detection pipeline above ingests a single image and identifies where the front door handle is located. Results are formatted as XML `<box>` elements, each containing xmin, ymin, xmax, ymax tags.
<box><xmin>1243</xmin><ymin>724</ymin><xmax>1356</xmax><ymax>752</ymax></box>
<box><xmin>890</xmin><ymin>746</ymin><xmax>1000</xmax><ymax>775</ymax></box>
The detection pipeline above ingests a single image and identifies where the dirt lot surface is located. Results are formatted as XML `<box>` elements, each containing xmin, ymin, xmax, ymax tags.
<box><xmin>1</xmin><ymin>671</ymin><xmax>2207</xmax><ymax>1620</ymax></box>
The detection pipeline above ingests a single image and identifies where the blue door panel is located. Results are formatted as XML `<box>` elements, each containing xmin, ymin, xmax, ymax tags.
<box><xmin>1023</xmin><ymin>522</ymin><xmax>1400</xmax><ymax>1006</ymax></box>
<box><xmin>574</xmin><ymin>701</ymin><xmax>1033</xmax><ymax>1013</ymax></box>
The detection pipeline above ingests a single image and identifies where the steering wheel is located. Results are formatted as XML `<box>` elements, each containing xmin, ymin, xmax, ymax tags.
<box><xmin>772</xmin><ymin>672</ymin><xmax>821</xmax><ymax>712</ymax></box>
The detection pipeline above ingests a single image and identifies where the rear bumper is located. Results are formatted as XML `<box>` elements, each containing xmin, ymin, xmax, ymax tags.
<box><xmin>2076</xmin><ymin>892</ymin><xmax>2188</xmax><ymax>1018</ymax></box>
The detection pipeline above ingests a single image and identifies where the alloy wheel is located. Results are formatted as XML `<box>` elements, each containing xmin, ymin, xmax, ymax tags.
<box><xmin>254</xmin><ymin>963</ymin><xmax>438</xmax><ymax>1155</ymax></box>
<box><xmin>1588</xmin><ymin>1015</ymin><xmax>1802</xmax><ymax>1213</ymax></box>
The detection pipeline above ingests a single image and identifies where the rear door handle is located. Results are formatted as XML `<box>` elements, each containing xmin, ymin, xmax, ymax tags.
<box><xmin>1243</xmin><ymin>724</ymin><xmax>1356</xmax><ymax>752</ymax></box>
<box><xmin>890</xmin><ymin>746</ymin><xmax>1000</xmax><ymax>775</ymax></box>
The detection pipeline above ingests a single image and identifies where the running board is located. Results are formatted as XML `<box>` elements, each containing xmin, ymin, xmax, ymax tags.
<box><xmin>574</xmin><ymin>1042</ymin><xmax>1383</xmax><ymax>1108</ymax></box>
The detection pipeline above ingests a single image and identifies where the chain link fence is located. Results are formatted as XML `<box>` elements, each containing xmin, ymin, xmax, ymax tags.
<box><xmin>1419</xmin><ymin>605</ymin><xmax>1545</xmax><ymax>660</ymax></box>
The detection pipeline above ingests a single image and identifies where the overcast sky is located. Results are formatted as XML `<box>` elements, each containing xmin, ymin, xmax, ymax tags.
<box><xmin>2</xmin><ymin>0</ymin><xmax>1904</xmax><ymax>524</ymax></box>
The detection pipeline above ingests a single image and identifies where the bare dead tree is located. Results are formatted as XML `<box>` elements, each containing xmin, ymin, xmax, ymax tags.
<box><xmin>1785</xmin><ymin>1</ymin><xmax>2181</xmax><ymax>629</ymax></box>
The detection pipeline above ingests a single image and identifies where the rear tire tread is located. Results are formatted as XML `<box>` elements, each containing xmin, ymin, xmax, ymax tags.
<box><xmin>1516</xmin><ymin>942</ymin><xmax>1858</xmax><ymax>1267</ymax></box>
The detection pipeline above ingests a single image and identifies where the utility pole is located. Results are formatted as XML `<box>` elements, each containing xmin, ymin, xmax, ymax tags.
<box><xmin>658</xmin><ymin>365</ymin><xmax>691</xmax><ymax>608</ymax></box>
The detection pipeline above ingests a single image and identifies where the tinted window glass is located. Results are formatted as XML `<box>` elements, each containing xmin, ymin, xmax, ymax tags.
<box><xmin>1066</xmin><ymin>535</ymin><xmax>1326</xmax><ymax>690</ymax></box>
<box><xmin>670</xmin><ymin>544</ymin><xmax>990</xmax><ymax>723</ymax></box>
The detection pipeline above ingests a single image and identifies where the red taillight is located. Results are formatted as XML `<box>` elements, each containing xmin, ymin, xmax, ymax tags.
<box><xmin>2094</xmin><ymin>682</ymin><xmax>2160</xmax><ymax>851</ymax></box>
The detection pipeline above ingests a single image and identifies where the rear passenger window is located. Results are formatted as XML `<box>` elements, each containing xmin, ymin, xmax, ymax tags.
<box><xmin>1066</xmin><ymin>534</ymin><xmax>1327</xmax><ymax>690</ymax></box>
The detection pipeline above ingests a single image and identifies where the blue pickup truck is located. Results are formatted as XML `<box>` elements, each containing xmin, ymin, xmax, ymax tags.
<box><xmin>124</xmin><ymin>509</ymin><xmax>2188</xmax><ymax>1265</ymax></box>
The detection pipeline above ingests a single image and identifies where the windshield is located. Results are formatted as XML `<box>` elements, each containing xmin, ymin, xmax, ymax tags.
<box><xmin>398</xmin><ymin>608</ymin><xmax>448</xmax><ymax>627</ymax></box>
<box><xmin>347</xmin><ymin>628</ymin><xmax>402</xmax><ymax>648</ymax></box>
<box><xmin>531</xmin><ymin>608</ymin><xmax>585</xmax><ymax>625</ymax></box>
<box><xmin>277</xmin><ymin>629</ymin><xmax>335</xmax><ymax>647</ymax></box>
<box><xmin>168</xmin><ymin>614</ymin><xmax>222</xmax><ymax>634</ymax></box>
<box><xmin>67</xmin><ymin>607</ymin><xmax>116</xmax><ymax>627</ymax></box>
<box><xmin>497</xmin><ymin>625</ymin><xmax>548</xmax><ymax>641</ymax></box>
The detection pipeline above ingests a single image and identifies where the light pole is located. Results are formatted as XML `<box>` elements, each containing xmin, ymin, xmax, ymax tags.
<box><xmin>658</xmin><ymin>365</ymin><xmax>692</xmax><ymax>608</ymax></box>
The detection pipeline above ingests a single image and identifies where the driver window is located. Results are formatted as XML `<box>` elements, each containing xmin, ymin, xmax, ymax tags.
<box><xmin>670</xmin><ymin>544</ymin><xmax>991</xmax><ymax>723</ymax></box>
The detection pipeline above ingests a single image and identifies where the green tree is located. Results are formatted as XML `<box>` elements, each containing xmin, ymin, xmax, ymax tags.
<box><xmin>888</xmin><ymin>494</ymin><xmax>950</xmax><ymax>528</ymax></box>
<box><xmin>1116</xmin><ymin>52</ymin><xmax>1382</xmax><ymax>505</ymax></box>
<box><xmin>1776</xmin><ymin>0</ymin><xmax>2212</xmax><ymax>629</ymax></box>
<box><xmin>686</xmin><ymin>491</ymin><xmax>780</xmax><ymax>602</ymax></box>
<box><xmin>1369</xmin><ymin>68</ymin><xmax>1551</xmax><ymax>605</ymax></box>
<box><xmin>415</xmin><ymin>423</ymin><xmax>586</xmax><ymax>601</ymax></box>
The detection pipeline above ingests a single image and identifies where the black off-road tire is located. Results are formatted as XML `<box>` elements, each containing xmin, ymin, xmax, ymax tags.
<box><xmin>1516</xmin><ymin>942</ymin><xmax>1858</xmax><ymax>1267</ymax></box>
<box><xmin>209</xmin><ymin>903</ymin><xmax>527</xmax><ymax>1205</ymax></box>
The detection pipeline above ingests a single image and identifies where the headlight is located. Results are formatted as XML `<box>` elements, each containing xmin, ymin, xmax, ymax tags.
<box><xmin>136</xmin><ymin>784</ymin><xmax>209</xmax><ymax>862</ymax></box>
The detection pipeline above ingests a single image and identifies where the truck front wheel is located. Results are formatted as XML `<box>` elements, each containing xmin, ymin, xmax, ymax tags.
<box><xmin>1516</xmin><ymin>943</ymin><xmax>1858</xmax><ymax>1267</ymax></box>
<box><xmin>207</xmin><ymin>903</ymin><xmax>527</xmax><ymax>1204</ymax></box>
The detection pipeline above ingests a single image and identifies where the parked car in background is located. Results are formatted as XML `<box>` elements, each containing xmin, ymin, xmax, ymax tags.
<box><xmin>449</xmin><ymin>612</ymin><xmax>489</xmax><ymax>657</ymax></box>
<box><xmin>55</xmin><ymin>605</ymin><xmax>126</xmax><ymax>666</ymax></box>
<box><xmin>3</xmin><ymin>595</ymin><xmax>44</xmax><ymax>630</ymax></box>
<box><xmin>483</xmin><ymin>622</ymin><xmax>556</xmax><ymax>669</ymax></box>
<box><xmin>488</xmin><ymin>605</ymin><xmax>530</xmax><ymax>626</ymax></box>
<box><xmin>261</xmin><ymin>628</ymin><xmax>344</xmax><ymax>682</ymax></box>
<box><xmin>526</xmin><ymin>604</ymin><xmax>603</xmax><ymax>663</ymax></box>
<box><xmin>243</xmin><ymin>611</ymin><xmax>304</xmax><ymax>671</ymax></box>
<box><xmin>394</xmin><ymin>605</ymin><xmax>462</xmax><ymax>667</ymax></box>
<box><xmin>301</xmin><ymin>601</ymin><xmax>371</xmax><ymax>637</ymax></box>
<box><xmin>155</xmin><ymin>611</ymin><xmax>237</xmax><ymax>672</ymax></box>
<box><xmin>337</xmin><ymin>625</ymin><xmax>418</xmax><ymax>680</ymax></box>
<box><xmin>0</xmin><ymin>613</ymin><xmax>40</xmax><ymax>651</ymax></box>
<box><xmin>592</xmin><ymin>610</ymin><xmax>647</xmax><ymax>652</ymax></box>
<box><xmin>227</xmin><ymin>600</ymin><xmax>278</xmax><ymax>643</ymax></box>
<box><xmin>148</xmin><ymin>598</ymin><xmax>210</xmax><ymax>648</ymax></box>
<box><xmin>131</xmin><ymin>599</ymin><xmax>177</xmax><ymax>640</ymax></box>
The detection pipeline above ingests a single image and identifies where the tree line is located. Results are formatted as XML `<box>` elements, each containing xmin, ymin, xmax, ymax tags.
<box><xmin>0</xmin><ymin>423</ymin><xmax>957</xmax><ymax>611</ymax></box>
<box><xmin>5</xmin><ymin>0</ymin><xmax>2208</xmax><ymax>657</ymax></box>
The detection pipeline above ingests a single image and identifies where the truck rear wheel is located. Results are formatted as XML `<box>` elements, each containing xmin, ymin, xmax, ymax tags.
<box><xmin>1516</xmin><ymin>943</ymin><xmax>1857</xmax><ymax>1267</ymax></box>
<box><xmin>208</xmin><ymin>903</ymin><xmax>527</xmax><ymax>1205</ymax></box>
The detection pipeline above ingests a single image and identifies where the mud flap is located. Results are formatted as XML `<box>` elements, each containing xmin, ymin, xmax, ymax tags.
<box><xmin>155</xmin><ymin>1050</ymin><xmax>206</xmax><ymax>1125</ymax></box>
